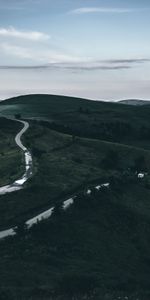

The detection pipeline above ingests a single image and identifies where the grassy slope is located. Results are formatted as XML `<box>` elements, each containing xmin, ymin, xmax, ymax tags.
<box><xmin>1</xmin><ymin>121</ymin><xmax>150</xmax><ymax>229</ymax></box>
<box><xmin>1</xmin><ymin>94</ymin><xmax>150</xmax><ymax>150</ymax></box>
<box><xmin>1</xmin><ymin>183</ymin><xmax>150</xmax><ymax>299</ymax></box>
<box><xmin>0</xmin><ymin>118</ymin><xmax>24</xmax><ymax>186</ymax></box>
<box><xmin>0</xmin><ymin>93</ymin><xmax>150</xmax><ymax>125</ymax></box>
<box><xmin>1</xmin><ymin>95</ymin><xmax>150</xmax><ymax>299</ymax></box>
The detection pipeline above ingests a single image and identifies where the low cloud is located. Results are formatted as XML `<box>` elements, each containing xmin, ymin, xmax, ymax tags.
<box><xmin>0</xmin><ymin>42</ymin><xmax>85</xmax><ymax>63</ymax></box>
<box><xmin>0</xmin><ymin>27</ymin><xmax>50</xmax><ymax>41</ymax></box>
<box><xmin>0</xmin><ymin>64</ymin><xmax>131</xmax><ymax>71</ymax></box>
<box><xmin>48</xmin><ymin>62</ymin><xmax>131</xmax><ymax>71</ymax></box>
<box><xmin>47</xmin><ymin>58</ymin><xmax>150</xmax><ymax>71</ymax></box>
<box><xmin>0</xmin><ymin>42</ymin><xmax>149</xmax><ymax>71</ymax></box>
<box><xmin>0</xmin><ymin>65</ymin><xmax>48</xmax><ymax>70</ymax></box>
<box><xmin>0</xmin><ymin>59</ymin><xmax>149</xmax><ymax>72</ymax></box>
<box><xmin>70</xmin><ymin>7</ymin><xmax>135</xmax><ymax>15</ymax></box>
<box><xmin>1</xmin><ymin>43</ymin><xmax>35</xmax><ymax>59</ymax></box>
<box><xmin>106</xmin><ymin>58</ymin><xmax>150</xmax><ymax>64</ymax></box>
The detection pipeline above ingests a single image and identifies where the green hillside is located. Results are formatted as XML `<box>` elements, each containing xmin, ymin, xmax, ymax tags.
<box><xmin>1</xmin><ymin>180</ymin><xmax>150</xmax><ymax>300</ymax></box>
<box><xmin>0</xmin><ymin>119</ymin><xmax>150</xmax><ymax>229</ymax></box>
<box><xmin>1</xmin><ymin>93</ymin><xmax>150</xmax><ymax>124</ymax></box>
<box><xmin>0</xmin><ymin>118</ymin><xmax>23</xmax><ymax>186</ymax></box>
<box><xmin>1</xmin><ymin>94</ymin><xmax>150</xmax><ymax>150</ymax></box>
<box><xmin>0</xmin><ymin>95</ymin><xmax>150</xmax><ymax>299</ymax></box>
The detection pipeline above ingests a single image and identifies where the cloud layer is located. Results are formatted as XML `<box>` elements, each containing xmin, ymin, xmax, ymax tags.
<box><xmin>0</xmin><ymin>58</ymin><xmax>149</xmax><ymax>71</ymax></box>
<box><xmin>0</xmin><ymin>42</ymin><xmax>82</xmax><ymax>63</ymax></box>
<box><xmin>70</xmin><ymin>7</ymin><xmax>134</xmax><ymax>14</ymax></box>
<box><xmin>0</xmin><ymin>27</ymin><xmax>50</xmax><ymax>41</ymax></box>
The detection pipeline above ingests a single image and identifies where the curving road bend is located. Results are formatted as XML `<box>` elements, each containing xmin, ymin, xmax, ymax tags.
<box><xmin>15</xmin><ymin>120</ymin><xmax>29</xmax><ymax>151</ymax></box>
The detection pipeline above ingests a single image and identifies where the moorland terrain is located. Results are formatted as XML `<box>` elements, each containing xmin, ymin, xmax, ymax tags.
<box><xmin>0</xmin><ymin>95</ymin><xmax>150</xmax><ymax>299</ymax></box>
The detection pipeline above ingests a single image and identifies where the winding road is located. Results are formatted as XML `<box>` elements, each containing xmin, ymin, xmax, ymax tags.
<box><xmin>0</xmin><ymin>118</ymin><xmax>142</xmax><ymax>240</ymax></box>
<box><xmin>15</xmin><ymin>120</ymin><xmax>29</xmax><ymax>151</ymax></box>
<box><xmin>0</xmin><ymin>118</ymin><xmax>75</xmax><ymax>239</ymax></box>
<box><xmin>0</xmin><ymin>119</ymin><xmax>32</xmax><ymax>195</ymax></box>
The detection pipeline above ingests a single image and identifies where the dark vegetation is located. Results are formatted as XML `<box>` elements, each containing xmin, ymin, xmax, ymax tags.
<box><xmin>0</xmin><ymin>122</ymin><xmax>150</xmax><ymax>229</ymax></box>
<box><xmin>0</xmin><ymin>95</ymin><xmax>150</xmax><ymax>298</ymax></box>
<box><xmin>1</xmin><ymin>94</ymin><xmax>150</xmax><ymax>149</ymax></box>
<box><xmin>0</xmin><ymin>117</ymin><xmax>23</xmax><ymax>186</ymax></box>
<box><xmin>1</xmin><ymin>179</ymin><xmax>150</xmax><ymax>299</ymax></box>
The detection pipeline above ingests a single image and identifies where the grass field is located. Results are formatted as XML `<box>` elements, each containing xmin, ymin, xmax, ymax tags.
<box><xmin>1</xmin><ymin>181</ymin><xmax>150</xmax><ymax>299</ymax></box>
<box><xmin>0</xmin><ymin>118</ymin><xmax>24</xmax><ymax>186</ymax></box>
<box><xmin>1</xmin><ymin>94</ymin><xmax>150</xmax><ymax>150</ymax></box>
<box><xmin>1</xmin><ymin>94</ymin><xmax>150</xmax><ymax>127</ymax></box>
<box><xmin>0</xmin><ymin>119</ymin><xmax>150</xmax><ymax>229</ymax></box>
<box><xmin>1</xmin><ymin>95</ymin><xmax>150</xmax><ymax>299</ymax></box>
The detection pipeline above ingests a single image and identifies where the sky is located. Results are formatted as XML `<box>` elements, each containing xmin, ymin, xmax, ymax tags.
<box><xmin>0</xmin><ymin>0</ymin><xmax>150</xmax><ymax>101</ymax></box>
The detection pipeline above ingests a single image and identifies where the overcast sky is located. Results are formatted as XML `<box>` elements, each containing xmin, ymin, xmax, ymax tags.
<box><xmin>0</xmin><ymin>0</ymin><xmax>150</xmax><ymax>100</ymax></box>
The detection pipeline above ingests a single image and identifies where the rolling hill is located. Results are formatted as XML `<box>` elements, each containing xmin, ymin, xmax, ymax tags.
<box><xmin>0</xmin><ymin>94</ymin><xmax>150</xmax><ymax>299</ymax></box>
<box><xmin>1</xmin><ymin>94</ymin><xmax>150</xmax><ymax>150</ymax></box>
<box><xmin>119</xmin><ymin>99</ymin><xmax>150</xmax><ymax>106</ymax></box>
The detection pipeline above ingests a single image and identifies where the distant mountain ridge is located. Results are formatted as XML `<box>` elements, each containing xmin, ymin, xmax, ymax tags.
<box><xmin>118</xmin><ymin>99</ymin><xmax>150</xmax><ymax>106</ymax></box>
<box><xmin>1</xmin><ymin>95</ymin><xmax>150</xmax><ymax>107</ymax></box>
